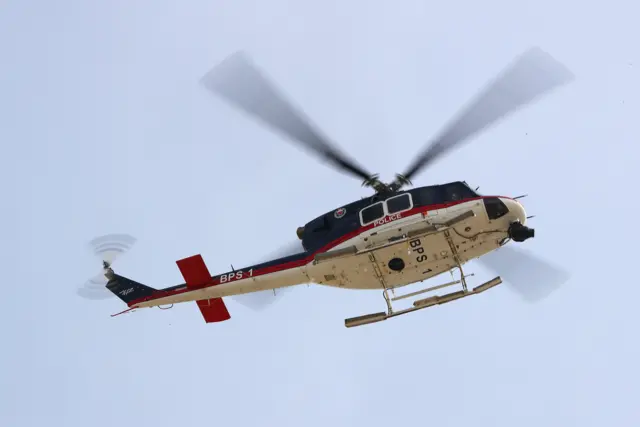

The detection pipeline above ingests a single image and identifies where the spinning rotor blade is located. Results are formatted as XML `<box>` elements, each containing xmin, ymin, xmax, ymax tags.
<box><xmin>201</xmin><ymin>52</ymin><xmax>375</xmax><ymax>184</ymax></box>
<box><xmin>76</xmin><ymin>286</ymin><xmax>112</xmax><ymax>301</ymax></box>
<box><xmin>394</xmin><ymin>47</ymin><xmax>574</xmax><ymax>188</ymax></box>
<box><xmin>231</xmin><ymin>287</ymin><xmax>291</xmax><ymax>312</ymax></box>
<box><xmin>232</xmin><ymin>239</ymin><xmax>307</xmax><ymax>311</ymax></box>
<box><xmin>477</xmin><ymin>245</ymin><xmax>570</xmax><ymax>302</ymax></box>
<box><xmin>89</xmin><ymin>233</ymin><xmax>137</xmax><ymax>266</ymax></box>
<box><xmin>77</xmin><ymin>233</ymin><xmax>137</xmax><ymax>300</ymax></box>
<box><xmin>260</xmin><ymin>239</ymin><xmax>307</xmax><ymax>260</ymax></box>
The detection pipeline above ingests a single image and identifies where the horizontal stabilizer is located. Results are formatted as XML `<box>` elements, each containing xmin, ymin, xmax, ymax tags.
<box><xmin>196</xmin><ymin>298</ymin><xmax>231</xmax><ymax>323</ymax></box>
<box><xmin>176</xmin><ymin>254</ymin><xmax>212</xmax><ymax>287</ymax></box>
<box><xmin>176</xmin><ymin>254</ymin><xmax>231</xmax><ymax>323</ymax></box>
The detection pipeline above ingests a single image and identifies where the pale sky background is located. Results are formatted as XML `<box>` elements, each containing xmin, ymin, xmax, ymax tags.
<box><xmin>1</xmin><ymin>1</ymin><xmax>639</xmax><ymax>426</ymax></box>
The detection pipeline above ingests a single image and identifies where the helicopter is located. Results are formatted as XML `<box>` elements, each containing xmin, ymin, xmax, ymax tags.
<box><xmin>80</xmin><ymin>47</ymin><xmax>573</xmax><ymax>328</ymax></box>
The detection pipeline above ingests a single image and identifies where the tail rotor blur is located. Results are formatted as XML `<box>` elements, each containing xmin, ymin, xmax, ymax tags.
<box><xmin>77</xmin><ymin>234</ymin><xmax>137</xmax><ymax>300</ymax></box>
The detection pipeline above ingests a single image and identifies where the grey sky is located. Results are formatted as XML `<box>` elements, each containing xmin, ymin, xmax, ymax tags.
<box><xmin>1</xmin><ymin>0</ymin><xmax>638</xmax><ymax>426</ymax></box>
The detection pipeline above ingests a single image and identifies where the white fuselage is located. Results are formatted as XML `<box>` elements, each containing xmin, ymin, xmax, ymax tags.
<box><xmin>135</xmin><ymin>197</ymin><xmax>526</xmax><ymax>309</ymax></box>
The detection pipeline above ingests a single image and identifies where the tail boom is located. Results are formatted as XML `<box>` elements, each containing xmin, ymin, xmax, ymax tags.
<box><xmin>133</xmin><ymin>264</ymin><xmax>309</xmax><ymax>308</ymax></box>
<box><xmin>106</xmin><ymin>252</ymin><xmax>311</xmax><ymax>322</ymax></box>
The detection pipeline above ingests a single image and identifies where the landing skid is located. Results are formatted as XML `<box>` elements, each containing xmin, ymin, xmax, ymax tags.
<box><xmin>345</xmin><ymin>274</ymin><xmax>503</xmax><ymax>328</ymax></box>
<box><xmin>345</xmin><ymin>212</ymin><xmax>505</xmax><ymax>328</ymax></box>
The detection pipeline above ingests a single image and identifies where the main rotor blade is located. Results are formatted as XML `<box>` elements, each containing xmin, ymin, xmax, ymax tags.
<box><xmin>231</xmin><ymin>239</ymin><xmax>307</xmax><ymax>311</ymax></box>
<box><xmin>396</xmin><ymin>47</ymin><xmax>574</xmax><ymax>187</ymax></box>
<box><xmin>201</xmin><ymin>52</ymin><xmax>373</xmax><ymax>183</ymax></box>
<box><xmin>477</xmin><ymin>245</ymin><xmax>570</xmax><ymax>302</ymax></box>
<box><xmin>231</xmin><ymin>287</ymin><xmax>293</xmax><ymax>312</ymax></box>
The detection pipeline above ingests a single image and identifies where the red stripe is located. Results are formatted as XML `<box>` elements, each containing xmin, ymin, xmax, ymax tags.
<box><xmin>129</xmin><ymin>195</ymin><xmax>504</xmax><ymax>307</ymax></box>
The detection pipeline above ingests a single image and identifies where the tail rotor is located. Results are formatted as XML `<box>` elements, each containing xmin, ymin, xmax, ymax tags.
<box><xmin>77</xmin><ymin>234</ymin><xmax>137</xmax><ymax>300</ymax></box>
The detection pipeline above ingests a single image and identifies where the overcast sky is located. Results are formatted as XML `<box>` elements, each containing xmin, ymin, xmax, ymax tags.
<box><xmin>1</xmin><ymin>1</ymin><xmax>639</xmax><ymax>426</ymax></box>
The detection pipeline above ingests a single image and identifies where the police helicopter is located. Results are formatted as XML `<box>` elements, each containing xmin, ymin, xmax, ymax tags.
<box><xmin>79</xmin><ymin>47</ymin><xmax>573</xmax><ymax>327</ymax></box>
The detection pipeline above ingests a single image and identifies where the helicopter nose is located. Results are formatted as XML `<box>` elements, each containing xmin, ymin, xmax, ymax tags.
<box><xmin>502</xmin><ymin>197</ymin><xmax>527</xmax><ymax>224</ymax></box>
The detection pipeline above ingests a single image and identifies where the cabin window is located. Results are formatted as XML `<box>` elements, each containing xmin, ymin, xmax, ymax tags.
<box><xmin>360</xmin><ymin>202</ymin><xmax>385</xmax><ymax>225</ymax></box>
<box><xmin>386</xmin><ymin>193</ymin><xmax>413</xmax><ymax>214</ymax></box>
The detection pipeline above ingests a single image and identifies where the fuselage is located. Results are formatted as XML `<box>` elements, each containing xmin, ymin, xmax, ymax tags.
<box><xmin>129</xmin><ymin>182</ymin><xmax>527</xmax><ymax>309</ymax></box>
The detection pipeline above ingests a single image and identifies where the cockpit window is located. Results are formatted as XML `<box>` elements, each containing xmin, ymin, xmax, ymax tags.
<box><xmin>442</xmin><ymin>182</ymin><xmax>477</xmax><ymax>202</ymax></box>
<box><xmin>412</xmin><ymin>186</ymin><xmax>440</xmax><ymax>206</ymax></box>
<box><xmin>386</xmin><ymin>193</ymin><xmax>413</xmax><ymax>214</ymax></box>
<box><xmin>360</xmin><ymin>202</ymin><xmax>385</xmax><ymax>225</ymax></box>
